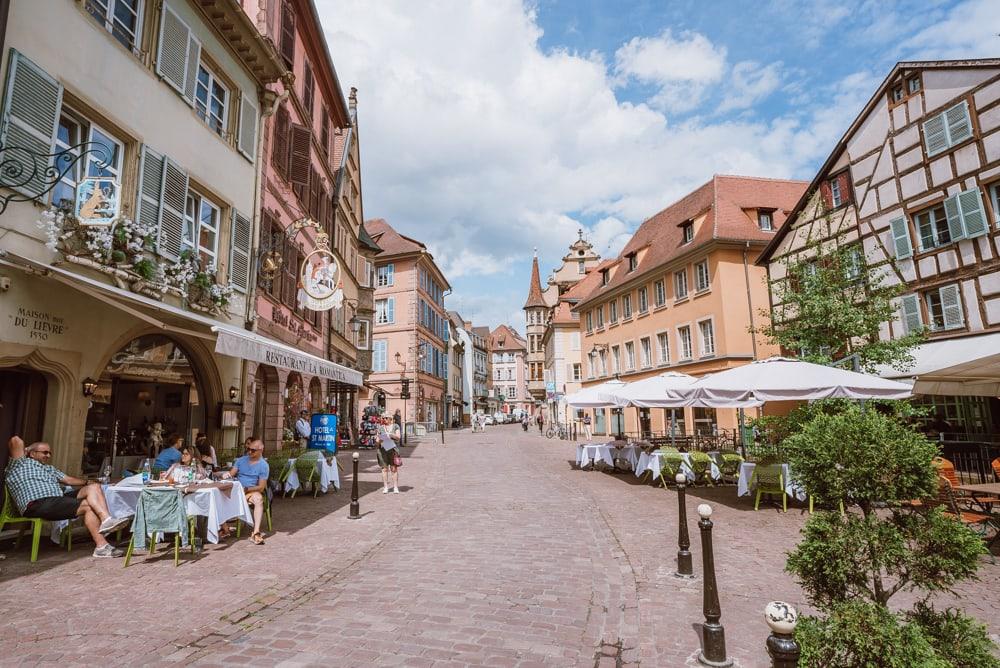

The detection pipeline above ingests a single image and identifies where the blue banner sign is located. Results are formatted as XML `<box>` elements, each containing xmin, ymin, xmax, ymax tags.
<box><xmin>309</xmin><ymin>413</ymin><xmax>338</xmax><ymax>454</ymax></box>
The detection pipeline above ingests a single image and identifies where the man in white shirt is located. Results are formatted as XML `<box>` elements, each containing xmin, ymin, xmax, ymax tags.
<box><xmin>294</xmin><ymin>410</ymin><xmax>311</xmax><ymax>448</ymax></box>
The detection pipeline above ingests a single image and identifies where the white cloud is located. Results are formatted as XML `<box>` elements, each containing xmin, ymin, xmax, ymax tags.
<box><xmin>901</xmin><ymin>0</ymin><xmax>1000</xmax><ymax>59</ymax></box>
<box><xmin>718</xmin><ymin>61</ymin><xmax>784</xmax><ymax>113</ymax></box>
<box><xmin>613</xmin><ymin>30</ymin><xmax>727</xmax><ymax>113</ymax></box>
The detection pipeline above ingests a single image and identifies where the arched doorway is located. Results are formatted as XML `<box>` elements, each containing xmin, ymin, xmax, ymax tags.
<box><xmin>83</xmin><ymin>334</ymin><xmax>206</xmax><ymax>474</ymax></box>
<box><xmin>284</xmin><ymin>372</ymin><xmax>304</xmax><ymax>432</ymax></box>
<box><xmin>309</xmin><ymin>376</ymin><xmax>323</xmax><ymax>413</ymax></box>
<box><xmin>0</xmin><ymin>367</ymin><xmax>48</xmax><ymax>477</ymax></box>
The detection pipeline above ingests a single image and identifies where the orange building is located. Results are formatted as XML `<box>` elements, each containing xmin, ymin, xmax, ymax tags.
<box><xmin>572</xmin><ymin>175</ymin><xmax>807</xmax><ymax>438</ymax></box>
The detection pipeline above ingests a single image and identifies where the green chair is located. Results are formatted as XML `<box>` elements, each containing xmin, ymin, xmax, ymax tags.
<box><xmin>715</xmin><ymin>451</ymin><xmax>744</xmax><ymax>485</ymax></box>
<box><xmin>687</xmin><ymin>451</ymin><xmax>714</xmax><ymax>486</ymax></box>
<box><xmin>266</xmin><ymin>456</ymin><xmax>292</xmax><ymax>497</ymax></box>
<box><xmin>291</xmin><ymin>451</ymin><xmax>324</xmax><ymax>499</ymax></box>
<box><xmin>0</xmin><ymin>487</ymin><xmax>73</xmax><ymax>562</ymax></box>
<box><xmin>123</xmin><ymin>488</ymin><xmax>194</xmax><ymax>567</ymax></box>
<box><xmin>235</xmin><ymin>492</ymin><xmax>272</xmax><ymax>537</ymax></box>
<box><xmin>808</xmin><ymin>495</ymin><xmax>846</xmax><ymax>515</ymax></box>
<box><xmin>657</xmin><ymin>449</ymin><xmax>685</xmax><ymax>487</ymax></box>
<box><xmin>751</xmin><ymin>464</ymin><xmax>787</xmax><ymax>512</ymax></box>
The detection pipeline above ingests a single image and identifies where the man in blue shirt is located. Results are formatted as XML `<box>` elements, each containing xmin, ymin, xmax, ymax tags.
<box><xmin>153</xmin><ymin>434</ymin><xmax>183</xmax><ymax>470</ymax></box>
<box><xmin>229</xmin><ymin>438</ymin><xmax>269</xmax><ymax>544</ymax></box>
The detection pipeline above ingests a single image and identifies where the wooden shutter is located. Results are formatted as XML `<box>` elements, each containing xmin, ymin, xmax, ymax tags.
<box><xmin>837</xmin><ymin>172</ymin><xmax>852</xmax><ymax>205</ymax></box>
<box><xmin>943</xmin><ymin>195</ymin><xmax>966</xmax><ymax>242</ymax></box>
<box><xmin>923</xmin><ymin>112</ymin><xmax>949</xmax><ymax>157</ymax></box>
<box><xmin>302</xmin><ymin>61</ymin><xmax>314</xmax><ymax>119</ymax></box>
<box><xmin>288</xmin><ymin>124</ymin><xmax>311</xmax><ymax>186</ymax></box>
<box><xmin>156</xmin><ymin>3</ymin><xmax>192</xmax><ymax>98</ymax></box>
<box><xmin>0</xmin><ymin>51</ymin><xmax>62</xmax><ymax>197</ymax></box>
<box><xmin>280</xmin><ymin>0</ymin><xmax>295</xmax><ymax>67</ymax></box>
<box><xmin>900</xmin><ymin>294</ymin><xmax>922</xmax><ymax>334</ymax></box>
<box><xmin>957</xmin><ymin>188</ymin><xmax>987</xmax><ymax>238</ymax></box>
<box><xmin>819</xmin><ymin>180</ymin><xmax>833</xmax><ymax>209</ymax></box>
<box><xmin>889</xmin><ymin>217</ymin><xmax>912</xmax><ymax>259</ymax></box>
<box><xmin>940</xmin><ymin>284</ymin><xmax>964</xmax><ymax>329</ymax></box>
<box><xmin>237</xmin><ymin>92</ymin><xmax>259</xmax><ymax>161</ymax></box>
<box><xmin>158</xmin><ymin>158</ymin><xmax>188</xmax><ymax>260</ymax></box>
<box><xmin>182</xmin><ymin>33</ymin><xmax>201</xmax><ymax>105</ymax></box>
<box><xmin>271</xmin><ymin>105</ymin><xmax>289</xmax><ymax>177</ymax></box>
<box><xmin>282</xmin><ymin>241</ymin><xmax>297</xmax><ymax>306</ymax></box>
<box><xmin>257</xmin><ymin>209</ymin><xmax>274</xmax><ymax>291</ymax></box>
<box><xmin>229</xmin><ymin>209</ymin><xmax>252</xmax><ymax>292</ymax></box>
<box><xmin>135</xmin><ymin>145</ymin><xmax>165</xmax><ymax>236</ymax></box>
<box><xmin>945</xmin><ymin>101</ymin><xmax>972</xmax><ymax>146</ymax></box>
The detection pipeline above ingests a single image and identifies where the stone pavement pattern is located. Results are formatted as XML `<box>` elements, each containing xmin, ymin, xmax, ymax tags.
<box><xmin>1</xmin><ymin>426</ymin><xmax>997</xmax><ymax>667</ymax></box>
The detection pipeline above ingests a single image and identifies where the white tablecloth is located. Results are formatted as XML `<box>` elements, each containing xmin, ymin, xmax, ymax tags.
<box><xmin>284</xmin><ymin>456</ymin><xmax>340</xmax><ymax>493</ymax></box>
<box><xmin>634</xmin><ymin>451</ymin><xmax>721</xmax><ymax>482</ymax></box>
<box><xmin>736</xmin><ymin>462</ymin><xmax>806</xmax><ymax>501</ymax></box>
<box><xmin>52</xmin><ymin>480</ymin><xmax>252</xmax><ymax>545</ymax></box>
<box><xmin>576</xmin><ymin>443</ymin><xmax>614</xmax><ymax>468</ymax></box>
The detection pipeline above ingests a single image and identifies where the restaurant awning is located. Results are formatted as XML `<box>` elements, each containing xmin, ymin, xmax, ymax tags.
<box><xmin>879</xmin><ymin>333</ymin><xmax>1000</xmax><ymax>396</ymax></box>
<box><xmin>0</xmin><ymin>251</ymin><xmax>362</xmax><ymax>386</ymax></box>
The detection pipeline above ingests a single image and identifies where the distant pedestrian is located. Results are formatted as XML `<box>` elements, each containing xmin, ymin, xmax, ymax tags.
<box><xmin>536</xmin><ymin>413</ymin><xmax>543</xmax><ymax>434</ymax></box>
<box><xmin>376</xmin><ymin>417</ymin><xmax>401</xmax><ymax>494</ymax></box>
<box><xmin>294</xmin><ymin>410</ymin><xmax>311</xmax><ymax>448</ymax></box>
<box><xmin>393</xmin><ymin>409</ymin><xmax>402</xmax><ymax>430</ymax></box>
<box><xmin>583</xmin><ymin>414</ymin><xmax>593</xmax><ymax>440</ymax></box>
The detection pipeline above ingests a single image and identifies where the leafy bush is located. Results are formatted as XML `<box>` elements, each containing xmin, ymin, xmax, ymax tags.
<box><xmin>907</xmin><ymin>603</ymin><xmax>1000</xmax><ymax>668</ymax></box>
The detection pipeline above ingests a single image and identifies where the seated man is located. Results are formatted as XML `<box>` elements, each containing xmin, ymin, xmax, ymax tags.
<box><xmin>228</xmin><ymin>438</ymin><xmax>269</xmax><ymax>545</ymax></box>
<box><xmin>153</xmin><ymin>434</ymin><xmax>184</xmax><ymax>471</ymax></box>
<box><xmin>5</xmin><ymin>436</ymin><xmax>131</xmax><ymax>558</ymax></box>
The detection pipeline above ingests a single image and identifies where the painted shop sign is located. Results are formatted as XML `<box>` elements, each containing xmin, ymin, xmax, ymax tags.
<box><xmin>270</xmin><ymin>304</ymin><xmax>319</xmax><ymax>344</ymax></box>
<box><xmin>9</xmin><ymin>307</ymin><xmax>69</xmax><ymax>341</ymax></box>
<box><xmin>297</xmin><ymin>249</ymin><xmax>343</xmax><ymax>312</ymax></box>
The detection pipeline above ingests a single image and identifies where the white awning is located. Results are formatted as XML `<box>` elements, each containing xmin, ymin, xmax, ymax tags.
<box><xmin>879</xmin><ymin>333</ymin><xmax>1000</xmax><ymax>396</ymax></box>
<box><xmin>213</xmin><ymin>325</ymin><xmax>362</xmax><ymax>386</ymax></box>
<box><xmin>0</xmin><ymin>251</ymin><xmax>362</xmax><ymax>386</ymax></box>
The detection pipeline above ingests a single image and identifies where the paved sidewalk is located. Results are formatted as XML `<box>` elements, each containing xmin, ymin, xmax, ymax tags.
<box><xmin>1</xmin><ymin>427</ymin><xmax>997</xmax><ymax>666</ymax></box>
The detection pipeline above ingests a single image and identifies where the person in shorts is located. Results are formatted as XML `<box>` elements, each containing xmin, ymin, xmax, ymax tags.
<box><xmin>376</xmin><ymin>417</ymin><xmax>401</xmax><ymax>494</ymax></box>
<box><xmin>5</xmin><ymin>436</ymin><xmax>131</xmax><ymax>557</ymax></box>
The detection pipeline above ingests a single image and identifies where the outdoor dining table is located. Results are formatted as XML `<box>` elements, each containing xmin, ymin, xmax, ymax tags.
<box><xmin>736</xmin><ymin>462</ymin><xmax>806</xmax><ymax>501</ymax></box>
<box><xmin>956</xmin><ymin>482</ymin><xmax>1000</xmax><ymax>548</ymax></box>
<box><xmin>633</xmin><ymin>450</ymin><xmax>722</xmax><ymax>482</ymax></box>
<box><xmin>51</xmin><ymin>477</ymin><xmax>253</xmax><ymax>545</ymax></box>
<box><xmin>284</xmin><ymin>456</ymin><xmax>341</xmax><ymax>494</ymax></box>
<box><xmin>576</xmin><ymin>443</ymin><xmax>615</xmax><ymax>469</ymax></box>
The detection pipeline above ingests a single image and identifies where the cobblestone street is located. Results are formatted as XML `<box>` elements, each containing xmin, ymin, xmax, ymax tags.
<box><xmin>2</xmin><ymin>426</ymin><xmax>998</xmax><ymax>667</ymax></box>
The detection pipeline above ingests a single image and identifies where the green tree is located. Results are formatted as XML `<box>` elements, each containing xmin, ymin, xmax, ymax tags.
<box><xmin>758</xmin><ymin>235</ymin><xmax>925</xmax><ymax>372</ymax></box>
<box><xmin>782</xmin><ymin>406</ymin><xmax>996</xmax><ymax>665</ymax></box>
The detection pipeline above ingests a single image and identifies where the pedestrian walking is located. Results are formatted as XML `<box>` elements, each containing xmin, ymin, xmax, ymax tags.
<box><xmin>583</xmin><ymin>413</ymin><xmax>593</xmax><ymax>440</ymax></box>
<box><xmin>536</xmin><ymin>413</ymin><xmax>544</xmax><ymax>434</ymax></box>
<box><xmin>376</xmin><ymin>417</ymin><xmax>401</xmax><ymax>494</ymax></box>
<box><xmin>393</xmin><ymin>409</ymin><xmax>402</xmax><ymax>431</ymax></box>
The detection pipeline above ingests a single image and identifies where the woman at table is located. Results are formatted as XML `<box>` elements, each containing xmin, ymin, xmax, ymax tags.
<box><xmin>164</xmin><ymin>446</ymin><xmax>206</xmax><ymax>483</ymax></box>
<box><xmin>194</xmin><ymin>434</ymin><xmax>218</xmax><ymax>469</ymax></box>
<box><xmin>376</xmin><ymin>416</ymin><xmax>401</xmax><ymax>494</ymax></box>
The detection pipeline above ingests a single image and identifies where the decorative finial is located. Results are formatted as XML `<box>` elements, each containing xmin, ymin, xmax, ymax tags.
<box><xmin>578</xmin><ymin>228</ymin><xmax>584</xmax><ymax>241</ymax></box>
<box><xmin>533</xmin><ymin>246</ymin><xmax>537</xmax><ymax>258</ymax></box>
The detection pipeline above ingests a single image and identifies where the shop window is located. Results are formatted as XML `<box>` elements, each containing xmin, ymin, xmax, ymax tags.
<box><xmin>86</xmin><ymin>0</ymin><xmax>143</xmax><ymax>53</ymax></box>
<box><xmin>182</xmin><ymin>191</ymin><xmax>220</xmax><ymax>269</ymax></box>
<box><xmin>194</xmin><ymin>63</ymin><xmax>229</xmax><ymax>137</ymax></box>
<box><xmin>50</xmin><ymin>109</ymin><xmax>125</xmax><ymax>209</ymax></box>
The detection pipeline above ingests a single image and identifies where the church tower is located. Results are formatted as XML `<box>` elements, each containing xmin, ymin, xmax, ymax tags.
<box><xmin>523</xmin><ymin>250</ymin><xmax>548</xmax><ymax>407</ymax></box>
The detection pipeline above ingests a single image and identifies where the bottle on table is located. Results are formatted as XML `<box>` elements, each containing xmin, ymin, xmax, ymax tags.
<box><xmin>101</xmin><ymin>464</ymin><xmax>112</xmax><ymax>485</ymax></box>
<box><xmin>141</xmin><ymin>458</ymin><xmax>151</xmax><ymax>484</ymax></box>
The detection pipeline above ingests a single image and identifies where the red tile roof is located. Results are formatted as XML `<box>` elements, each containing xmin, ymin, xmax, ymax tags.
<box><xmin>489</xmin><ymin>324</ymin><xmax>526</xmax><ymax>351</ymax></box>
<box><xmin>574</xmin><ymin>175</ymin><xmax>806</xmax><ymax>307</ymax></box>
<box><xmin>364</xmin><ymin>218</ymin><xmax>426</xmax><ymax>256</ymax></box>
<box><xmin>523</xmin><ymin>254</ymin><xmax>546</xmax><ymax>309</ymax></box>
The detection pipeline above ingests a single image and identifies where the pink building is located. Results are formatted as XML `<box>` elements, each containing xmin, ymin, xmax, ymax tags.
<box><xmin>364</xmin><ymin>219</ymin><xmax>452</xmax><ymax>430</ymax></box>
<box><xmin>489</xmin><ymin>325</ymin><xmax>531</xmax><ymax>416</ymax></box>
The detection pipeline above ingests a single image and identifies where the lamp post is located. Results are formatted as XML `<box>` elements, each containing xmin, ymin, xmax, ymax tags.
<box><xmin>396</xmin><ymin>344</ymin><xmax>426</xmax><ymax>446</ymax></box>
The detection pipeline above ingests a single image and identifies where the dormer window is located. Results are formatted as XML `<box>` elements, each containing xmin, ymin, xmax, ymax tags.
<box><xmin>601</xmin><ymin>269</ymin><xmax>609</xmax><ymax>286</ymax></box>
<box><xmin>626</xmin><ymin>253</ymin><xmax>637</xmax><ymax>272</ymax></box>
<box><xmin>681</xmin><ymin>222</ymin><xmax>693</xmax><ymax>244</ymax></box>
<box><xmin>758</xmin><ymin>210</ymin><xmax>773</xmax><ymax>231</ymax></box>
<box><xmin>577</xmin><ymin>260</ymin><xmax>585</xmax><ymax>274</ymax></box>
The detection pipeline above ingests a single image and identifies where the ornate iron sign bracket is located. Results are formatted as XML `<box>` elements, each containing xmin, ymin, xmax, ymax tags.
<box><xmin>0</xmin><ymin>140</ymin><xmax>113</xmax><ymax>216</ymax></box>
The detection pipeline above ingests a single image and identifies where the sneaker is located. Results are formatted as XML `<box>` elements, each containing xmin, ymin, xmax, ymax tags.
<box><xmin>392</xmin><ymin>487</ymin><xmax>400</xmax><ymax>494</ymax></box>
<box><xmin>98</xmin><ymin>516</ymin><xmax>131</xmax><ymax>535</ymax></box>
<box><xmin>382</xmin><ymin>487</ymin><xmax>389</xmax><ymax>494</ymax></box>
<box><xmin>92</xmin><ymin>543</ymin><xmax>124</xmax><ymax>558</ymax></box>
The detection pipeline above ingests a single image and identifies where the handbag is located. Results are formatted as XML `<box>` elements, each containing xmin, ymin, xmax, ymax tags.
<box><xmin>392</xmin><ymin>452</ymin><xmax>403</xmax><ymax>467</ymax></box>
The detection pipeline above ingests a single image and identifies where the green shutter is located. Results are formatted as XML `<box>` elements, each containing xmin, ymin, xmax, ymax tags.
<box><xmin>945</xmin><ymin>101</ymin><xmax>972</xmax><ymax>146</ymax></box>
<box><xmin>229</xmin><ymin>208</ymin><xmax>251</xmax><ymax>292</ymax></box>
<box><xmin>889</xmin><ymin>217</ymin><xmax>913</xmax><ymax>259</ymax></box>
<box><xmin>0</xmin><ymin>50</ymin><xmax>63</xmax><ymax>198</ymax></box>
<box><xmin>957</xmin><ymin>188</ymin><xmax>987</xmax><ymax>239</ymax></box>
<box><xmin>900</xmin><ymin>294</ymin><xmax>923</xmax><ymax>334</ymax></box>
<box><xmin>156</xmin><ymin>3</ymin><xmax>192</xmax><ymax>98</ymax></box>
<box><xmin>922</xmin><ymin>112</ymin><xmax>949</xmax><ymax>157</ymax></box>
<box><xmin>943</xmin><ymin>194</ymin><xmax>966</xmax><ymax>242</ymax></box>
<box><xmin>135</xmin><ymin>145</ymin><xmax>165</xmax><ymax>238</ymax></box>
<box><xmin>237</xmin><ymin>92</ymin><xmax>259</xmax><ymax>161</ymax></box>
<box><xmin>940</xmin><ymin>284</ymin><xmax>964</xmax><ymax>329</ymax></box>
<box><xmin>157</xmin><ymin>158</ymin><xmax>188</xmax><ymax>261</ymax></box>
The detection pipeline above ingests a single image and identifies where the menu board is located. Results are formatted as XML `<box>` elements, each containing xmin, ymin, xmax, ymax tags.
<box><xmin>309</xmin><ymin>413</ymin><xmax>338</xmax><ymax>454</ymax></box>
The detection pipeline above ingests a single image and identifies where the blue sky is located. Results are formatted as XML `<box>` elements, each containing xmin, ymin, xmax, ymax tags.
<box><xmin>319</xmin><ymin>0</ymin><xmax>1000</xmax><ymax>330</ymax></box>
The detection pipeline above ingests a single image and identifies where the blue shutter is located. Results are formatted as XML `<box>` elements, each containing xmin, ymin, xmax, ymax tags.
<box><xmin>922</xmin><ymin>111</ymin><xmax>949</xmax><ymax>157</ymax></box>
<box><xmin>940</xmin><ymin>284</ymin><xmax>964</xmax><ymax>329</ymax></box>
<box><xmin>889</xmin><ymin>217</ymin><xmax>913</xmax><ymax>259</ymax></box>
<box><xmin>945</xmin><ymin>101</ymin><xmax>972</xmax><ymax>146</ymax></box>
<box><xmin>957</xmin><ymin>188</ymin><xmax>987</xmax><ymax>239</ymax></box>
<box><xmin>387</xmin><ymin>297</ymin><xmax>395</xmax><ymax>323</ymax></box>
<box><xmin>943</xmin><ymin>195</ymin><xmax>966</xmax><ymax>242</ymax></box>
<box><xmin>900</xmin><ymin>294</ymin><xmax>922</xmax><ymax>334</ymax></box>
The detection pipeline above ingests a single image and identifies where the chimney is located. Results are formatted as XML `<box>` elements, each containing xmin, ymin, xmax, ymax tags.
<box><xmin>349</xmin><ymin>87</ymin><xmax>358</xmax><ymax>112</ymax></box>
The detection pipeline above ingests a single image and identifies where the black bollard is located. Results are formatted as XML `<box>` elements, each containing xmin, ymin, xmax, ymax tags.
<box><xmin>440</xmin><ymin>422</ymin><xmax>445</xmax><ymax>445</ymax></box>
<box><xmin>764</xmin><ymin>602</ymin><xmax>800</xmax><ymax>668</ymax></box>
<box><xmin>674</xmin><ymin>473</ymin><xmax>694</xmax><ymax>578</ymax></box>
<box><xmin>348</xmin><ymin>452</ymin><xmax>360</xmax><ymax>519</ymax></box>
<box><xmin>697</xmin><ymin>504</ymin><xmax>732</xmax><ymax>667</ymax></box>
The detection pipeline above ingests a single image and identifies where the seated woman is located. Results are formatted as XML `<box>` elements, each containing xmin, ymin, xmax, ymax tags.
<box><xmin>164</xmin><ymin>446</ymin><xmax>206</xmax><ymax>483</ymax></box>
<box><xmin>194</xmin><ymin>435</ymin><xmax>218</xmax><ymax>470</ymax></box>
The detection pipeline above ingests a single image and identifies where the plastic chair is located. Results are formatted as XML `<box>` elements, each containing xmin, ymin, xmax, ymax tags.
<box><xmin>751</xmin><ymin>464</ymin><xmax>787</xmax><ymax>512</ymax></box>
<box><xmin>235</xmin><ymin>491</ymin><xmax>272</xmax><ymax>537</ymax></box>
<box><xmin>657</xmin><ymin>449</ymin><xmax>685</xmax><ymax>487</ymax></box>
<box><xmin>934</xmin><ymin>476</ymin><xmax>994</xmax><ymax>547</ymax></box>
<box><xmin>992</xmin><ymin>457</ymin><xmax>1000</xmax><ymax>482</ymax></box>
<box><xmin>808</xmin><ymin>495</ymin><xmax>845</xmax><ymax>515</ymax></box>
<box><xmin>123</xmin><ymin>488</ymin><xmax>194</xmax><ymax>567</ymax></box>
<box><xmin>291</xmin><ymin>451</ymin><xmax>325</xmax><ymax>498</ymax></box>
<box><xmin>715</xmin><ymin>451</ymin><xmax>744</xmax><ymax>485</ymax></box>
<box><xmin>686</xmin><ymin>451</ymin><xmax>714</xmax><ymax>486</ymax></box>
<box><xmin>0</xmin><ymin>487</ymin><xmax>73</xmax><ymax>562</ymax></box>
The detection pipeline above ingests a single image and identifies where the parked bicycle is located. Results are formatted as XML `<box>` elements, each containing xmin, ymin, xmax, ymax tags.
<box><xmin>545</xmin><ymin>422</ymin><xmax>570</xmax><ymax>439</ymax></box>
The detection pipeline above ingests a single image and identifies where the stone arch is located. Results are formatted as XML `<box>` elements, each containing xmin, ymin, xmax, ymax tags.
<box><xmin>308</xmin><ymin>376</ymin><xmax>323</xmax><ymax>412</ymax></box>
<box><xmin>251</xmin><ymin>363</ymin><xmax>281</xmax><ymax>451</ymax></box>
<box><xmin>284</xmin><ymin>371</ymin><xmax>304</xmax><ymax>432</ymax></box>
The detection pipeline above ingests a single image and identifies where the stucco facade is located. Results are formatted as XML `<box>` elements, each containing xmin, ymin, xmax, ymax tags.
<box><xmin>489</xmin><ymin>324</ymin><xmax>530</xmax><ymax>416</ymax></box>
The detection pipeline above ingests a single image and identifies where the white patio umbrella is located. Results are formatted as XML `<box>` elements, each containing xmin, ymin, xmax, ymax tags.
<box><xmin>601</xmin><ymin>371</ymin><xmax>696</xmax><ymax>407</ymax></box>
<box><xmin>688</xmin><ymin>356</ymin><xmax>913</xmax><ymax>406</ymax></box>
<box><xmin>564</xmin><ymin>379</ymin><xmax>628</xmax><ymax>408</ymax></box>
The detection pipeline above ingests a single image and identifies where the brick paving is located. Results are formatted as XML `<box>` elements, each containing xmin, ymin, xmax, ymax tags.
<box><xmin>1</xmin><ymin>426</ymin><xmax>997</xmax><ymax>667</ymax></box>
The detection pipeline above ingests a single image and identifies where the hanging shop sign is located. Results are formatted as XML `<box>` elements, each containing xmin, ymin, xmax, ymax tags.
<box><xmin>74</xmin><ymin>177</ymin><xmax>120</xmax><ymax>226</ymax></box>
<box><xmin>297</xmin><ymin>248</ymin><xmax>343</xmax><ymax>311</ymax></box>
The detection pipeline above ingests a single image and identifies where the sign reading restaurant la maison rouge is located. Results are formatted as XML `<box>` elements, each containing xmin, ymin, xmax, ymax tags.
<box><xmin>9</xmin><ymin>307</ymin><xmax>70</xmax><ymax>341</ymax></box>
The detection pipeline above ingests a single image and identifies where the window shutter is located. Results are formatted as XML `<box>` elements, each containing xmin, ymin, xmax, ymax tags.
<box><xmin>900</xmin><ymin>294</ymin><xmax>922</xmax><ymax>334</ymax></box>
<box><xmin>271</xmin><ymin>105</ymin><xmax>290</xmax><ymax>176</ymax></box>
<box><xmin>945</xmin><ymin>101</ymin><xmax>972</xmax><ymax>146</ymax></box>
<box><xmin>957</xmin><ymin>188</ymin><xmax>987</xmax><ymax>238</ymax></box>
<box><xmin>922</xmin><ymin>112</ymin><xmax>949</xmax><ymax>157</ymax></box>
<box><xmin>237</xmin><ymin>92</ymin><xmax>259</xmax><ymax>161</ymax></box>
<box><xmin>940</xmin><ymin>284</ymin><xmax>964</xmax><ymax>329</ymax></box>
<box><xmin>387</xmin><ymin>297</ymin><xmax>395</xmax><ymax>323</ymax></box>
<box><xmin>182</xmin><ymin>34</ymin><xmax>201</xmax><ymax>106</ymax></box>
<box><xmin>157</xmin><ymin>158</ymin><xmax>188</xmax><ymax>261</ymax></box>
<box><xmin>837</xmin><ymin>172</ymin><xmax>852</xmax><ymax>204</ymax></box>
<box><xmin>288</xmin><ymin>123</ymin><xmax>311</xmax><ymax>186</ymax></box>
<box><xmin>135</xmin><ymin>145</ymin><xmax>165</xmax><ymax>236</ymax></box>
<box><xmin>943</xmin><ymin>194</ymin><xmax>966</xmax><ymax>242</ymax></box>
<box><xmin>889</xmin><ymin>216</ymin><xmax>913</xmax><ymax>259</ymax></box>
<box><xmin>280</xmin><ymin>0</ymin><xmax>295</xmax><ymax>68</ymax></box>
<box><xmin>229</xmin><ymin>209</ymin><xmax>251</xmax><ymax>292</ymax></box>
<box><xmin>156</xmin><ymin>3</ymin><xmax>192</xmax><ymax>97</ymax></box>
<box><xmin>0</xmin><ymin>51</ymin><xmax>63</xmax><ymax>197</ymax></box>
<box><xmin>282</xmin><ymin>241</ymin><xmax>297</xmax><ymax>306</ymax></box>
<box><xmin>819</xmin><ymin>180</ymin><xmax>833</xmax><ymax>209</ymax></box>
